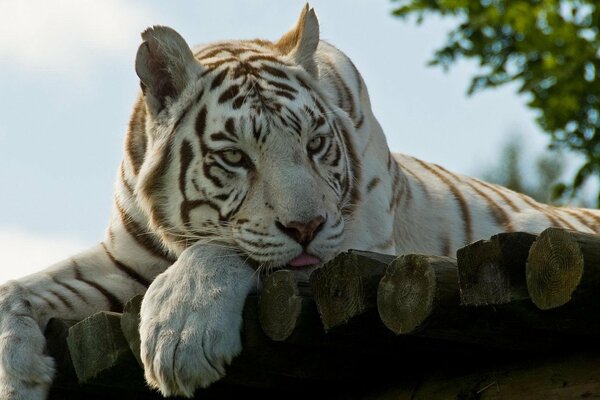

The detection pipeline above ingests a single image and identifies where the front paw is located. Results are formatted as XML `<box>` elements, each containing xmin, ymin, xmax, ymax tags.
<box><xmin>0</xmin><ymin>282</ymin><xmax>55</xmax><ymax>400</ymax></box>
<box><xmin>139</xmin><ymin>268</ymin><xmax>245</xmax><ymax>397</ymax></box>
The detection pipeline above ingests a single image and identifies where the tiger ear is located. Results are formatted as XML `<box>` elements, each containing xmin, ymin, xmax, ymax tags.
<box><xmin>275</xmin><ymin>4</ymin><xmax>320</xmax><ymax>76</ymax></box>
<box><xmin>135</xmin><ymin>26</ymin><xmax>201</xmax><ymax>115</ymax></box>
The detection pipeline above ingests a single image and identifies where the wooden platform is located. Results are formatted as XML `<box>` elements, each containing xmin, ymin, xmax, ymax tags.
<box><xmin>47</xmin><ymin>228</ymin><xmax>600</xmax><ymax>399</ymax></box>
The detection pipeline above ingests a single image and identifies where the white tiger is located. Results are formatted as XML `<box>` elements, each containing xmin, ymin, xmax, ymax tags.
<box><xmin>1</xmin><ymin>5</ymin><xmax>599</xmax><ymax>399</ymax></box>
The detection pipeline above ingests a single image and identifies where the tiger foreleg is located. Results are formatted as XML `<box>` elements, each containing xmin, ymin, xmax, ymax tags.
<box><xmin>0</xmin><ymin>282</ymin><xmax>54</xmax><ymax>400</ymax></box>
<box><xmin>0</xmin><ymin>244</ymin><xmax>154</xmax><ymax>399</ymax></box>
<box><xmin>139</xmin><ymin>243</ymin><xmax>256</xmax><ymax>397</ymax></box>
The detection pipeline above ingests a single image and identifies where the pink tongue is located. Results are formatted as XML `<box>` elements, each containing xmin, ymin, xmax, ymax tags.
<box><xmin>288</xmin><ymin>252</ymin><xmax>321</xmax><ymax>268</ymax></box>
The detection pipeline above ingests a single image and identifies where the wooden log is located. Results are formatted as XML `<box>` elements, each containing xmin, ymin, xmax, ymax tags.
<box><xmin>66</xmin><ymin>311</ymin><xmax>140</xmax><ymax>384</ymax></box>
<box><xmin>403</xmin><ymin>350</ymin><xmax>600</xmax><ymax>400</ymax></box>
<box><xmin>377</xmin><ymin>254</ymin><xmax>458</xmax><ymax>334</ymax></box>
<box><xmin>526</xmin><ymin>228</ymin><xmax>600</xmax><ymax>309</ymax></box>
<box><xmin>457</xmin><ymin>232</ymin><xmax>537</xmax><ymax>305</ymax></box>
<box><xmin>120</xmin><ymin>295</ymin><xmax>143</xmax><ymax>366</ymax></box>
<box><xmin>375</xmin><ymin>256</ymin><xmax>595</xmax><ymax>350</ymax></box>
<box><xmin>258</xmin><ymin>270</ymin><xmax>315</xmax><ymax>341</ymax></box>
<box><xmin>310</xmin><ymin>250</ymin><xmax>396</xmax><ymax>330</ymax></box>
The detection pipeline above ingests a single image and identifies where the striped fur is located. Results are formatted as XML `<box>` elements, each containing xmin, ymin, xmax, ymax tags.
<box><xmin>1</xmin><ymin>6</ymin><xmax>600</xmax><ymax>399</ymax></box>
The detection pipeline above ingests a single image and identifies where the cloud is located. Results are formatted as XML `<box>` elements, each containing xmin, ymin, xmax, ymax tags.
<box><xmin>0</xmin><ymin>0</ymin><xmax>152</xmax><ymax>72</ymax></box>
<box><xmin>0</xmin><ymin>228</ymin><xmax>88</xmax><ymax>284</ymax></box>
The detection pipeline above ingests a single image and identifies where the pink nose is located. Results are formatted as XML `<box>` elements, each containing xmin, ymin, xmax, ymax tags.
<box><xmin>276</xmin><ymin>215</ymin><xmax>326</xmax><ymax>245</ymax></box>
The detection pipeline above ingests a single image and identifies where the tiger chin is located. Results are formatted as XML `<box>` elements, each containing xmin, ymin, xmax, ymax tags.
<box><xmin>2</xmin><ymin>4</ymin><xmax>600</xmax><ymax>400</ymax></box>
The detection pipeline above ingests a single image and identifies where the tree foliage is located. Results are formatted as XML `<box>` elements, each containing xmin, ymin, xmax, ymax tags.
<box><xmin>392</xmin><ymin>0</ymin><xmax>600</xmax><ymax>205</ymax></box>
<box><xmin>481</xmin><ymin>135</ymin><xmax>575</xmax><ymax>205</ymax></box>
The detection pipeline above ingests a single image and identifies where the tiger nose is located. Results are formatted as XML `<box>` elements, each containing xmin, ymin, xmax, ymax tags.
<box><xmin>276</xmin><ymin>215</ymin><xmax>326</xmax><ymax>245</ymax></box>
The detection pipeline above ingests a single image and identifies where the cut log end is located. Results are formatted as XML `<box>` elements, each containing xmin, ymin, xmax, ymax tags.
<box><xmin>457</xmin><ymin>239</ymin><xmax>507</xmax><ymax>305</ymax></box>
<box><xmin>259</xmin><ymin>270</ymin><xmax>302</xmax><ymax>341</ymax></box>
<box><xmin>310</xmin><ymin>255</ymin><xmax>364</xmax><ymax>330</ymax></box>
<box><xmin>377</xmin><ymin>254</ymin><xmax>436</xmax><ymax>335</ymax></box>
<box><xmin>526</xmin><ymin>228</ymin><xmax>584</xmax><ymax>310</ymax></box>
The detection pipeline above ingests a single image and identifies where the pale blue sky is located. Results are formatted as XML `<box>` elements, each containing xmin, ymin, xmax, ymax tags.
<box><xmin>0</xmin><ymin>0</ymin><xmax>554</xmax><ymax>279</ymax></box>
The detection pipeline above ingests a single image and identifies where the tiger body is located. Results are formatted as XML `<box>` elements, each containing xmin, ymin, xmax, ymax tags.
<box><xmin>2</xmin><ymin>6</ymin><xmax>600</xmax><ymax>399</ymax></box>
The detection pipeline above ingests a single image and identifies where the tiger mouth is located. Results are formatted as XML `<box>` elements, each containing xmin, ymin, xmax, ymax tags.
<box><xmin>246</xmin><ymin>251</ymin><xmax>322</xmax><ymax>273</ymax></box>
<box><xmin>287</xmin><ymin>251</ymin><xmax>321</xmax><ymax>268</ymax></box>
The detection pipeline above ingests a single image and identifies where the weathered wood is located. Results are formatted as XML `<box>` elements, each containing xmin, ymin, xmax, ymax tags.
<box><xmin>236</xmin><ymin>296</ymin><xmax>411</xmax><ymax>388</ymax></box>
<box><xmin>526</xmin><ymin>228</ymin><xmax>600</xmax><ymax>309</ymax></box>
<box><xmin>120</xmin><ymin>295</ymin><xmax>143</xmax><ymax>367</ymax></box>
<box><xmin>258</xmin><ymin>270</ymin><xmax>315</xmax><ymax>341</ymax></box>
<box><xmin>404</xmin><ymin>350</ymin><xmax>600</xmax><ymax>399</ymax></box>
<box><xmin>66</xmin><ymin>311</ymin><xmax>140</xmax><ymax>384</ymax></box>
<box><xmin>377</xmin><ymin>254</ymin><xmax>458</xmax><ymax>334</ymax></box>
<box><xmin>310</xmin><ymin>250</ymin><xmax>395</xmax><ymax>330</ymax></box>
<box><xmin>457</xmin><ymin>232</ymin><xmax>537</xmax><ymax>305</ymax></box>
<box><xmin>375</xmin><ymin>255</ymin><xmax>595</xmax><ymax>350</ymax></box>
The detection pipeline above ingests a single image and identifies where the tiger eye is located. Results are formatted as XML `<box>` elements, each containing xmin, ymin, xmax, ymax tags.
<box><xmin>222</xmin><ymin>149</ymin><xmax>243</xmax><ymax>164</ymax></box>
<box><xmin>307</xmin><ymin>136</ymin><xmax>324</xmax><ymax>153</ymax></box>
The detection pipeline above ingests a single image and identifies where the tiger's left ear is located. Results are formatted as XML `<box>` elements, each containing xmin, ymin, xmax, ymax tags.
<box><xmin>275</xmin><ymin>4</ymin><xmax>320</xmax><ymax>76</ymax></box>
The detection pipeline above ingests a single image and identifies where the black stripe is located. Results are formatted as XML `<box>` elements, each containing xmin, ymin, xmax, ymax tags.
<box><xmin>31</xmin><ymin>292</ymin><xmax>58</xmax><ymax>311</ymax></box>
<box><xmin>274</xmin><ymin>90</ymin><xmax>295</xmax><ymax>100</ymax></box>
<box><xmin>181</xmin><ymin>199</ymin><xmax>223</xmax><ymax>226</ymax></box>
<box><xmin>323</xmin><ymin>58</ymin><xmax>356</xmax><ymax>122</ymax></box>
<box><xmin>416</xmin><ymin>160</ymin><xmax>473</xmax><ymax>245</ymax></box>
<box><xmin>195</xmin><ymin>106</ymin><xmax>208</xmax><ymax>141</ymax></box>
<box><xmin>115</xmin><ymin>199</ymin><xmax>173</xmax><ymax>262</ymax></box>
<box><xmin>367</xmin><ymin>177</ymin><xmax>381</xmax><ymax>193</ymax></box>
<box><xmin>401</xmin><ymin>162</ymin><xmax>430</xmax><ymax>200</ymax></box>
<box><xmin>48</xmin><ymin>289</ymin><xmax>74</xmax><ymax>311</ymax></box>
<box><xmin>224</xmin><ymin>118</ymin><xmax>238</xmax><ymax>138</ymax></box>
<box><xmin>562</xmin><ymin>208</ymin><xmax>597</xmax><ymax>231</ymax></box>
<box><xmin>475</xmin><ymin>179</ymin><xmax>521</xmax><ymax>212</ymax></box>
<box><xmin>261</xmin><ymin>65</ymin><xmax>288</xmax><ymax>79</ymax></box>
<box><xmin>218</xmin><ymin>85</ymin><xmax>240</xmax><ymax>104</ymax></box>
<box><xmin>268</xmin><ymin>80</ymin><xmax>298</xmax><ymax>93</ymax></box>
<box><xmin>119</xmin><ymin>163</ymin><xmax>134</xmax><ymax>194</ymax></box>
<box><xmin>202</xmin><ymin>162</ymin><xmax>225</xmax><ymax>188</ymax></box>
<box><xmin>101</xmin><ymin>243</ymin><xmax>150</xmax><ymax>287</ymax></box>
<box><xmin>72</xmin><ymin>259</ymin><xmax>123</xmax><ymax>312</ymax></box>
<box><xmin>517</xmin><ymin>194</ymin><xmax>563</xmax><ymax>227</ymax></box>
<box><xmin>580</xmin><ymin>209</ymin><xmax>600</xmax><ymax>232</ymax></box>
<box><xmin>179</xmin><ymin>139</ymin><xmax>194</xmax><ymax>195</ymax></box>
<box><xmin>210</xmin><ymin>69</ymin><xmax>229</xmax><ymax>90</ymax></box>
<box><xmin>437</xmin><ymin>165</ymin><xmax>513</xmax><ymax>232</ymax></box>
<box><xmin>210</xmin><ymin>132</ymin><xmax>236</xmax><ymax>143</ymax></box>
<box><xmin>52</xmin><ymin>276</ymin><xmax>88</xmax><ymax>303</ymax></box>
<box><xmin>232</xmin><ymin>96</ymin><xmax>245</xmax><ymax>109</ymax></box>
<box><xmin>251</xmin><ymin>115</ymin><xmax>263</xmax><ymax>142</ymax></box>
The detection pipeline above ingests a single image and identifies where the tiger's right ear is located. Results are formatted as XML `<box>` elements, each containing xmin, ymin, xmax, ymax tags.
<box><xmin>135</xmin><ymin>26</ymin><xmax>201</xmax><ymax>116</ymax></box>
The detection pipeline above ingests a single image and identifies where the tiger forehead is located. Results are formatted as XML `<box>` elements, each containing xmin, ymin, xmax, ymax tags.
<box><xmin>206</xmin><ymin>95</ymin><xmax>330</xmax><ymax>145</ymax></box>
<box><xmin>195</xmin><ymin>42</ymin><xmax>313</xmax><ymax>101</ymax></box>
<box><xmin>208</xmin><ymin>110</ymin><xmax>309</xmax><ymax>149</ymax></box>
<box><xmin>191</xmin><ymin>42</ymin><xmax>330</xmax><ymax>144</ymax></box>
<box><xmin>194</xmin><ymin>40</ymin><xmax>285</xmax><ymax>67</ymax></box>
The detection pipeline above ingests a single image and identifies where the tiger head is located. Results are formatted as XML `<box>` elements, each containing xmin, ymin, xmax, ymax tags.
<box><xmin>132</xmin><ymin>6</ymin><xmax>360</xmax><ymax>273</ymax></box>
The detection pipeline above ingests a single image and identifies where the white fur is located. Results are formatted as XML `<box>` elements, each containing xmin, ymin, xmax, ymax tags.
<box><xmin>0</xmin><ymin>282</ymin><xmax>54</xmax><ymax>400</ymax></box>
<box><xmin>139</xmin><ymin>244</ymin><xmax>255</xmax><ymax>397</ymax></box>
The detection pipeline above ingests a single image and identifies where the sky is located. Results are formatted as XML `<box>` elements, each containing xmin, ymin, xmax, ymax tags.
<box><xmin>0</xmin><ymin>0</ymin><xmax>554</xmax><ymax>283</ymax></box>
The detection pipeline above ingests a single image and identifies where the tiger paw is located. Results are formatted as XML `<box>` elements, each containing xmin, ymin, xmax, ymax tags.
<box><xmin>138</xmin><ymin>245</ymin><xmax>253</xmax><ymax>397</ymax></box>
<box><xmin>0</xmin><ymin>282</ymin><xmax>55</xmax><ymax>400</ymax></box>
